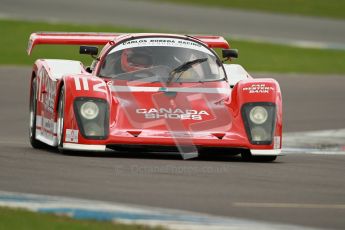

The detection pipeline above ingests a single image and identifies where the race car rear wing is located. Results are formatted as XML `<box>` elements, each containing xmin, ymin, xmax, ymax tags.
<box><xmin>192</xmin><ymin>35</ymin><xmax>230</xmax><ymax>49</ymax></box>
<box><xmin>27</xmin><ymin>32</ymin><xmax>121</xmax><ymax>55</ymax></box>
<box><xmin>27</xmin><ymin>32</ymin><xmax>230</xmax><ymax>55</ymax></box>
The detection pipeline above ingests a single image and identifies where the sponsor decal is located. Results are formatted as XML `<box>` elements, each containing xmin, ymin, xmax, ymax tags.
<box><xmin>65</xmin><ymin>129</ymin><xmax>78</xmax><ymax>143</ymax></box>
<box><xmin>136</xmin><ymin>108</ymin><xmax>209</xmax><ymax>120</ymax></box>
<box><xmin>243</xmin><ymin>84</ymin><xmax>274</xmax><ymax>94</ymax></box>
<box><xmin>109</xmin><ymin>37</ymin><xmax>214</xmax><ymax>55</ymax></box>
<box><xmin>38</xmin><ymin>67</ymin><xmax>56</xmax><ymax>113</ymax></box>
<box><xmin>122</xmin><ymin>39</ymin><xmax>202</xmax><ymax>49</ymax></box>
<box><xmin>42</xmin><ymin>117</ymin><xmax>56</xmax><ymax>134</ymax></box>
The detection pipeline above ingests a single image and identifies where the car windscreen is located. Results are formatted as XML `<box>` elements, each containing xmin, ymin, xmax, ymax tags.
<box><xmin>99</xmin><ymin>37</ymin><xmax>225</xmax><ymax>83</ymax></box>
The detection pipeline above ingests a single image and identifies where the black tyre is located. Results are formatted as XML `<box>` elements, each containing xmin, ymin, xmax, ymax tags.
<box><xmin>29</xmin><ymin>78</ymin><xmax>46</xmax><ymax>148</ymax></box>
<box><xmin>56</xmin><ymin>86</ymin><xmax>65</xmax><ymax>151</ymax></box>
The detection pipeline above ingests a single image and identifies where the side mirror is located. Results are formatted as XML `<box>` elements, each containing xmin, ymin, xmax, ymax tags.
<box><xmin>80</xmin><ymin>46</ymin><xmax>98</xmax><ymax>56</ymax></box>
<box><xmin>222</xmin><ymin>49</ymin><xmax>238</xmax><ymax>59</ymax></box>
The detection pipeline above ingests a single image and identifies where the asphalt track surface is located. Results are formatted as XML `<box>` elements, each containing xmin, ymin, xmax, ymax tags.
<box><xmin>1</xmin><ymin>0</ymin><xmax>345</xmax><ymax>48</ymax></box>
<box><xmin>1</xmin><ymin>67</ymin><xmax>345</xmax><ymax>229</ymax></box>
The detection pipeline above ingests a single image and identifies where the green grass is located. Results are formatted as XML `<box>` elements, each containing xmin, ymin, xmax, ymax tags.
<box><xmin>0</xmin><ymin>19</ymin><xmax>153</xmax><ymax>66</ymax></box>
<box><xmin>153</xmin><ymin>0</ymin><xmax>345</xmax><ymax>20</ymax></box>
<box><xmin>229</xmin><ymin>40</ymin><xmax>345</xmax><ymax>74</ymax></box>
<box><xmin>1</xmin><ymin>19</ymin><xmax>345</xmax><ymax>74</ymax></box>
<box><xmin>0</xmin><ymin>206</ymin><xmax>165</xmax><ymax>230</ymax></box>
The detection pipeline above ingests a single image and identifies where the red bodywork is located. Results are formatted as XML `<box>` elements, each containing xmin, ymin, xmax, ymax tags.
<box><xmin>28</xmin><ymin>32</ymin><xmax>282</xmax><ymax>157</ymax></box>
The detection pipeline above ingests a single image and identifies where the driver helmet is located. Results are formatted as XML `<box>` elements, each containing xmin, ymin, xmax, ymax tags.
<box><xmin>121</xmin><ymin>48</ymin><xmax>153</xmax><ymax>72</ymax></box>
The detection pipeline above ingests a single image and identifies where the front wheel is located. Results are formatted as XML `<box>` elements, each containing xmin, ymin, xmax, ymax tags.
<box><xmin>56</xmin><ymin>86</ymin><xmax>65</xmax><ymax>151</ymax></box>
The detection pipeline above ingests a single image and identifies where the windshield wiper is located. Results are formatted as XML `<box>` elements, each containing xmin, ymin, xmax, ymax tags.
<box><xmin>167</xmin><ymin>58</ymin><xmax>207</xmax><ymax>84</ymax></box>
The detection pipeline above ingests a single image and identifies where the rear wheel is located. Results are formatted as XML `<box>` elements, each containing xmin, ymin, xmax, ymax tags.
<box><xmin>29</xmin><ymin>78</ymin><xmax>45</xmax><ymax>148</ymax></box>
<box><xmin>241</xmin><ymin>150</ymin><xmax>277</xmax><ymax>162</ymax></box>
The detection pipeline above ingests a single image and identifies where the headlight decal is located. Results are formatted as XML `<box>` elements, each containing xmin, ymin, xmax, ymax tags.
<box><xmin>242</xmin><ymin>102</ymin><xmax>276</xmax><ymax>145</ymax></box>
<box><xmin>74</xmin><ymin>98</ymin><xmax>109</xmax><ymax>140</ymax></box>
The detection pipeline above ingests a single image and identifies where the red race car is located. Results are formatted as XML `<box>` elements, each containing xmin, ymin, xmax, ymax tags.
<box><xmin>27</xmin><ymin>32</ymin><xmax>282</xmax><ymax>161</ymax></box>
